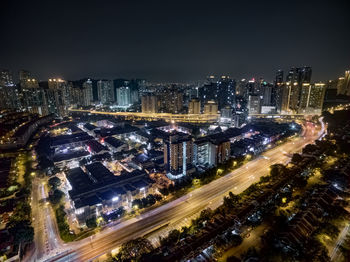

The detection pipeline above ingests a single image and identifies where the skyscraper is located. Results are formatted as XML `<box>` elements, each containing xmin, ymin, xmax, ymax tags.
<box><xmin>0</xmin><ymin>70</ymin><xmax>18</xmax><ymax>109</ymax></box>
<box><xmin>162</xmin><ymin>88</ymin><xmax>183</xmax><ymax>113</ymax></box>
<box><xmin>141</xmin><ymin>94</ymin><xmax>158</xmax><ymax>113</ymax></box>
<box><xmin>81</xmin><ymin>79</ymin><xmax>93</xmax><ymax>106</ymax></box>
<box><xmin>21</xmin><ymin>88</ymin><xmax>48</xmax><ymax>115</ymax></box>
<box><xmin>286</xmin><ymin>67</ymin><xmax>301</xmax><ymax>111</ymax></box>
<box><xmin>298</xmin><ymin>82</ymin><xmax>325</xmax><ymax>114</ymax></box>
<box><xmin>188</xmin><ymin>98</ymin><xmax>201</xmax><ymax>114</ymax></box>
<box><xmin>46</xmin><ymin>78</ymin><xmax>69</xmax><ymax>116</ymax></box>
<box><xmin>164</xmin><ymin>132</ymin><xmax>194</xmax><ymax>177</ymax></box>
<box><xmin>307</xmin><ymin>83</ymin><xmax>326</xmax><ymax>113</ymax></box>
<box><xmin>97</xmin><ymin>80</ymin><xmax>115</xmax><ymax>104</ymax></box>
<box><xmin>337</xmin><ymin>70</ymin><xmax>350</xmax><ymax>96</ymax></box>
<box><xmin>19</xmin><ymin>70</ymin><xmax>39</xmax><ymax>89</ymax></box>
<box><xmin>204</xmin><ymin>101</ymin><xmax>218</xmax><ymax>115</ymax></box>
<box><xmin>262</xmin><ymin>82</ymin><xmax>272</xmax><ymax>106</ymax></box>
<box><xmin>273</xmin><ymin>70</ymin><xmax>284</xmax><ymax>113</ymax></box>
<box><xmin>248</xmin><ymin>95</ymin><xmax>261</xmax><ymax>114</ymax></box>
<box><xmin>236</xmin><ymin>79</ymin><xmax>248</xmax><ymax>98</ymax></box>
<box><xmin>116</xmin><ymin>86</ymin><xmax>131</xmax><ymax>106</ymax></box>
<box><xmin>284</xmin><ymin>66</ymin><xmax>312</xmax><ymax>113</ymax></box>
<box><xmin>0</xmin><ymin>69</ymin><xmax>14</xmax><ymax>87</ymax></box>
<box><xmin>216</xmin><ymin>76</ymin><xmax>236</xmax><ymax>109</ymax></box>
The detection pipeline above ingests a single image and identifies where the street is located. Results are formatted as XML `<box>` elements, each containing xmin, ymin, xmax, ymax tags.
<box><xmin>35</xmin><ymin>122</ymin><xmax>322</xmax><ymax>262</ymax></box>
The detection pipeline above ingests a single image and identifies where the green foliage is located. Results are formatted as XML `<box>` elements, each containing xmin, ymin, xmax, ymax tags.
<box><xmin>55</xmin><ymin>205</ymin><xmax>75</xmax><ymax>242</ymax></box>
<box><xmin>49</xmin><ymin>189</ymin><xmax>64</xmax><ymax>205</ymax></box>
<box><xmin>160</xmin><ymin>229</ymin><xmax>181</xmax><ymax>246</ymax></box>
<box><xmin>291</xmin><ymin>153</ymin><xmax>303</xmax><ymax>164</ymax></box>
<box><xmin>48</xmin><ymin>176</ymin><xmax>61</xmax><ymax>189</ymax></box>
<box><xmin>300</xmin><ymin>237</ymin><xmax>330</xmax><ymax>262</ymax></box>
<box><xmin>318</xmin><ymin>222</ymin><xmax>340</xmax><ymax>239</ymax></box>
<box><xmin>7</xmin><ymin>219</ymin><xmax>34</xmax><ymax>245</ymax></box>
<box><xmin>131</xmin><ymin>194</ymin><xmax>162</xmax><ymax>209</ymax></box>
<box><xmin>270</xmin><ymin>164</ymin><xmax>286</xmax><ymax>178</ymax></box>
<box><xmin>86</xmin><ymin>217</ymin><xmax>97</xmax><ymax>228</ymax></box>
<box><xmin>259</xmin><ymin>175</ymin><xmax>270</xmax><ymax>183</ymax></box>
<box><xmin>115</xmin><ymin>237</ymin><xmax>154</xmax><ymax>261</ymax></box>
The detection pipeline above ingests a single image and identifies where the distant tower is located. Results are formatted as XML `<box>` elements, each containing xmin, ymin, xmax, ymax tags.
<box><xmin>188</xmin><ymin>98</ymin><xmax>201</xmax><ymax>114</ymax></box>
<box><xmin>97</xmin><ymin>80</ymin><xmax>114</xmax><ymax>104</ymax></box>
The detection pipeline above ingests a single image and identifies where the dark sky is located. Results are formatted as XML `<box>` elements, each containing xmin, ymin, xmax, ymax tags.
<box><xmin>1</xmin><ymin>0</ymin><xmax>349</xmax><ymax>82</ymax></box>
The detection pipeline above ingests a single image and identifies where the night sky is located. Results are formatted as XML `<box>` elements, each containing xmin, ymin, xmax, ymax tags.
<box><xmin>1</xmin><ymin>0</ymin><xmax>349</xmax><ymax>82</ymax></box>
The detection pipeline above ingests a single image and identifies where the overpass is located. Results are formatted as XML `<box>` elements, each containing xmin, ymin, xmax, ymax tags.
<box><xmin>249</xmin><ymin>113</ymin><xmax>309</xmax><ymax>120</ymax></box>
<box><xmin>69</xmin><ymin>109</ymin><xmax>219</xmax><ymax>123</ymax></box>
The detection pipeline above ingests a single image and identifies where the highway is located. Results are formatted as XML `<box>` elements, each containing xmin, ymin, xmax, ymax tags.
<box><xmin>69</xmin><ymin>109</ymin><xmax>219</xmax><ymax>123</ymax></box>
<box><xmin>39</xmin><ymin>120</ymin><xmax>324</xmax><ymax>262</ymax></box>
<box><xmin>31</xmin><ymin>177</ymin><xmax>63</xmax><ymax>261</ymax></box>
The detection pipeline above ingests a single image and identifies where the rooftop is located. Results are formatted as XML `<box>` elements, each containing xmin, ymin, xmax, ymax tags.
<box><xmin>104</xmin><ymin>136</ymin><xmax>125</xmax><ymax>148</ymax></box>
<box><xmin>85</xmin><ymin>139</ymin><xmax>108</xmax><ymax>153</ymax></box>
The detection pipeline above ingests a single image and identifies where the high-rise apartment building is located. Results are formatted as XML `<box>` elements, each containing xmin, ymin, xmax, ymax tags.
<box><xmin>164</xmin><ymin>132</ymin><xmax>194</xmax><ymax>177</ymax></box>
<box><xmin>116</xmin><ymin>86</ymin><xmax>131</xmax><ymax>106</ymax></box>
<box><xmin>204</xmin><ymin>101</ymin><xmax>218</xmax><ymax>115</ymax></box>
<box><xmin>273</xmin><ymin>70</ymin><xmax>284</xmax><ymax>113</ymax></box>
<box><xmin>46</xmin><ymin>78</ymin><xmax>69</xmax><ymax>116</ymax></box>
<box><xmin>141</xmin><ymin>94</ymin><xmax>158</xmax><ymax>113</ymax></box>
<box><xmin>0</xmin><ymin>69</ymin><xmax>14</xmax><ymax>87</ymax></box>
<box><xmin>216</xmin><ymin>76</ymin><xmax>236</xmax><ymax>109</ymax></box>
<box><xmin>262</xmin><ymin>82</ymin><xmax>272</xmax><ymax>106</ymax></box>
<box><xmin>19</xmin><ymin>70</ymin><xmax>39</xmax><ymax>89</ymax></box>
<box><xmin>161</xmin><ymin>88</ymin><xmax>183</xmax><ymax>113</ymax></box>
<box><xmin>81</xmin><ymin>79</ymin><xmax>93</xmax><ymax>106</ymax></box>
<box><xmin>97</xmin><ymin>80</ymin><xmax>114</xmax><ymax>104</ymax></box>
<box><xmin>21</xmin><ymin>88</ymin><xmax>48</xmax><ymax>115</ymax></box>
<box><xmin>248</xmin><ymin>95</ymin><xmax>261</xmax><ymax>114</ymax></box>
<box><xmin>337</xmin><ymin>70</ymin><xmax>350</xmax><ymax>96</ymax></box>
<box><xmin>284</xmin><ymin>66</ymin><xmax>312</xmax><ymax>113</ymax></box>
<box><xmin>0</xmin><ymin>70</ymin><xmax>19</xmax><ymax>109</ymax></box>
<box><xmin>236</xmin><ymin>79</ymin><xmax>248</xmax><ymax>98</ymax></box>
<box><xmin>298</xmin><ymin>82</ymin><xmax>325</xmax><ymax>114</ymax></box>
<box><xmin>188</xmin><ymin>98</ymin><xmax>201</xmax><ymax>114</ymax></box>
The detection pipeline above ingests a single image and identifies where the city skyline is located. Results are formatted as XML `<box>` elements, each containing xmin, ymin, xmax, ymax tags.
<box><xmin>1</xmin><ymin>0</ymin><xmax>349</xmax><ymax>82</ymax></box>
<box><xmin>1</xmin><ymin>1</ymin><xmax>350</xmax><ymax>262</ymax></box>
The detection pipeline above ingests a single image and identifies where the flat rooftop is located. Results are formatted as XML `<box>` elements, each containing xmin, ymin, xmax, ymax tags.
<box><xmin>85</xmin><ymin>162</ymin><xmax>115</xmax><ymax>183</ymax></box>
<box><xmin>85</xmin><ymin>140</ymin><xmax>107</xmax><ymax>153</ymax></box>
<box><xmin>51</xmin><ymin>132</ymin><xmax>93</xmax><ymax>147</ymax></box>
<box><xmin>104</xmin><ymin>136</ymin><xmax>125</xmax><ymax>148</ymax></box>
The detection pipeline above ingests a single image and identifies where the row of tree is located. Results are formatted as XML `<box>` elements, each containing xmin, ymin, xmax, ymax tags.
<box><xmin>131</xmin><ymin>194</ymin><xmax>162</xmax><ymax>209</ymax></box>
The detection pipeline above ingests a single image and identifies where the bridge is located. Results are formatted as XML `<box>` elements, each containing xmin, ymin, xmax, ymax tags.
<box><xmin>69</xmin><ymin>109</ymin><xmax>219</xmax><ymax>123</ymax></box>
<box><xmin>249</xmin><ymin>113</ymin><xmax>309</xmax><ymax>120</ymax></box>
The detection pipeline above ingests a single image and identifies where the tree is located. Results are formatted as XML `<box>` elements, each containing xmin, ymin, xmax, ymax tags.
<box><xmin>160</xmin><ymin>229</ymin><xmax>181</xmax><ymax>246</ymax></box>
<box><xmin>229</xmin><ymin>192</ymin><xmax>240</xmax><ymax>203</ymax></box>
<box><xmin>48</xmin><ymin>176</ymin><xmax>61</xmax><ymax>189</ymax></box>
<box><xmin>49</xmin><ymin>189</ymin><xmax>64</xmax><ymax>205</ymax></box>
<box><xmin>116</xmin><ymin>237</ymin><xmax>153</xmax><ymax>261</ymax></box>
<box><xmin>8</xmin><ymin>219</ymin><xmax>34</xmax><ymax>245</ymax></box>
<box><xmin>224</xmin><ymin>196</ymin><xmax>234</xmax><ymax>209</ymax></box>
<box><xmin>86</xmin><ymin>217</ymin><xmax>97</xmax><ymax>228</ymax></box>
<box><xmin>270</xmin><ymin>164</ymin><xmax>286</xmax><ymax>178</ymax></box>
<box><xmin>132</xmin><ymin>199</ymin><xmax>143</xmax><ymax>209</ymax></box>
<box><xmin>291</xmin><ymin>153</ymin><xmax>303</xmax><ymax>164</ymax></box>
<box><xmin>302</xmin><ymin>144</ymin><xmax>317</xmax><ymax>154</ymax></box>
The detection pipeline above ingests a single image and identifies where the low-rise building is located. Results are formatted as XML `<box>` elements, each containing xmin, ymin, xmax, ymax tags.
<box><xmin>66</xmin><ymin>164</ymin><xmax>154</xmax><ymax>224</ymax></box>
<box><xmin>103</xmin><ymin>136</ymin><xmax>128</xmax><ymax>152</ymax></box>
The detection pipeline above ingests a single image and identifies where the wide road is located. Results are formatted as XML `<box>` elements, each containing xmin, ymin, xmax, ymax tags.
<box><xmin>48</xmin><ymin>121</ymin><xmax>323</xmax><ymax>262</ymax></box>
<box><xmin>31</xmin><ymin>177</ymin><xmax>64</xmax><ymax>261</ymax></box>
